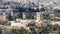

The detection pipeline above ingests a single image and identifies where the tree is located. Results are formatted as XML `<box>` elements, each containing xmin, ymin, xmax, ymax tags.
<box><xmin>0</xmin><ymin>21</ymin><xmax>8</xmax><ymax>25</ymax></box>
<box><xmin>26</xmin><ymin>15</ymin><xmax>34</xmax><ymax>19</ymax></box>
<box><xmin>42</xmin><ymin>13</ymin><xmax>51</xmax><ymax>20</ymax></box>
<box><xmin>40</xmin><ymin>8</ymin><xmax>45</xmax><ymax>11</ymax></box>
<box><xmin>7</xmin><ymin>14</ymin><xmax>13</xmax><ymax>21</ymax></box>
<box><xmin>0</xmin><ymin>28</ymin><xmax>2</xmax><ymax>34</ymax></box>
<box><xmin>29</xmin><ymin>27</ymin><xmax>37</xmax><ymax>34</ymax></box>
<box><xmin>37</xmin><ymin>29</ymin><xmax>43</xmax><ymax>34</ymax></box>
<box><xmin>11</xmin><ymin>29</ymin><xmax>17</xmax><ymax>34</ymax></box>
<box><xmin>17</xmin><ymin>27</ymin><xmax>30</xmax><ymax>34</ymax></box>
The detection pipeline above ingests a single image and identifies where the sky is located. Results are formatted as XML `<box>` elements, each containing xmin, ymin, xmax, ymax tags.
<box><xmin>2</xmin><ymin>0</ymin><xmax>60</xmax><ymax>4</ymax></box>
<box><xmin>39</xmin><ymin>0</ymin><xmax>60</xmax><ymax>3</ymax></box>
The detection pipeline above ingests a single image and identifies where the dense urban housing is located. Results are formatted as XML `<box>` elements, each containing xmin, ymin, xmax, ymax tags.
<box><xmin>0</xmin><ymin>0</ymin><xmax>60</xmax><ymax>34</ymax></box>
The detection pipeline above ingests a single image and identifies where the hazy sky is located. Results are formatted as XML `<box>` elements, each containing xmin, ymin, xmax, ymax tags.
<box><xmin>40</xmin><ymin>0</ymin><xmax>60</xmax><ymax>4</ymax></box>
<box><xmin>3</xmin><ymin>0</ymin><xmax>59</xmax><ymax>2</ymax></box>
<box><xmin>2</xmin><ymin>0</ymin><xmax>60</xmax><ymax>3</ymax></box>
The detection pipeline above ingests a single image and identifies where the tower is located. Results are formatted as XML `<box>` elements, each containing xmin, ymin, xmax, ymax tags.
<box><xmin>22</xmin><ymin>12</ymin><xmax>26</xmax><ymax>19</ymax></box>
<box><xmin>36</xmin><ymin>12</ymin><xmax>41</xmax><ymax>22</ymax></box>
<box><xmin>11</xmin><ymin>11</ymin><xmax>13</xmax><ymax>16</ymax></box>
